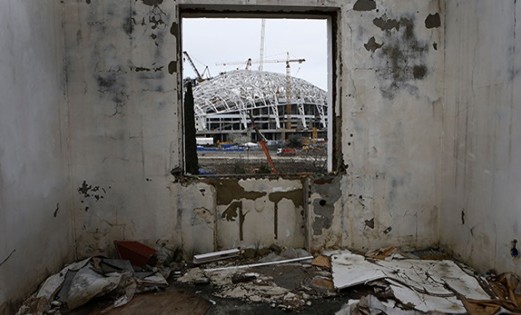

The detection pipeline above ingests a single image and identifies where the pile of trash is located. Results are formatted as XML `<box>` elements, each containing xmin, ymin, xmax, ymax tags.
<box><xmin>16</xmin><ymin>241</ymin><xmax>174</xmax><ymax>315</ymax></box>
<box><xmin>15</xmin><ymin>242</ymin><xmax>521</xmax><ymax>315</ymax></box>
<box><xmin>177</xmin><ymin>246</ymin><xmax>335</xmax><ymax>311</ymax></box>
<box><xmin>331</xmin><ymin>247</ymin><xmax>521</xmax><ymax>315</ymax></box>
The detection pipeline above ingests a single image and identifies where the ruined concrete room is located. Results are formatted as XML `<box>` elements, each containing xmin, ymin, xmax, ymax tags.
<box><xmin>1</xmin><ymin>0</ymin><xmax>520</xmax><ymax>314</ymax></box>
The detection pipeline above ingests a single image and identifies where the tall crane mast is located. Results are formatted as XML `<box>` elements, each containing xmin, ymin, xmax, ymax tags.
<box><xmin>258</xmin><ymin>19</ymin><xmax>266</xmax><ymax>71</ymax></box>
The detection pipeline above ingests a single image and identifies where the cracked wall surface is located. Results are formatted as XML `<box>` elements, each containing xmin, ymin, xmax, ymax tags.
<box><xmin>441</xmin><ymin>0</ymin><xmax>521</xmax><ymax>275</ymax></box>
<box><xmin>0</xmin><ymin>1</ymin><xmax>73</xmax><ymax>313</ymax></box>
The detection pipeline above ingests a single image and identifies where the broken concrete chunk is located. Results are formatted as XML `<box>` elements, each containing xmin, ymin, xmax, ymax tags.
<box><xmin>232</xmin><ymin>272</ymin><xmax>258</xmax><ymax>284</ymax></box>
<box><xmin>311</xmin><ymin>276</ymin><xmax>334</xmax><ymax>290</ymax></box>
<box><xmin>280</xmin><ymin>248</ymin><xmax>311</xmax><ymax>259</ymax></box>
<box><xmin>177</xmin><ymin>267</ymin><xmax>209</xmax><ymax>284</ymax></box>
<box><xmin>312</xmin><ymin>255</ymin><xmax>331</xmax><ymax>269</ymax></box>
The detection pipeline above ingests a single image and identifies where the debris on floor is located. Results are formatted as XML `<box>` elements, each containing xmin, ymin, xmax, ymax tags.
<box><xmin>330</xmin><ymin>249</ymin><xmax>521</xmax><ymax>314</ymax></box>
<box><xmin>16</xmin><ymin>241</ymin><xmax>170</xmax><ymax>315</ymax></box>
<box><xmin>193</xmin><ymin>248</ymin><xmax>240</xmax><ymax>264</ymax></box>
<box><xmin>15</xmin><ymin>244</ymin><xmax>521</xmax><ymax>315</ymax></box>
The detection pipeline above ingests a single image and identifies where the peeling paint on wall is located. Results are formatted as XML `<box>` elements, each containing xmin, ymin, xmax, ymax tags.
<box><xmin>205</xmin><ymin>179</ymin><xmax>267</xmax><ymax>205</ymax></box>
<box><xmin>373</xmin><ymin>15</ymin><xmax>429</xmax><ymax>98</ymax></box>
<box><xmin>373</xmin><ymin>16</ymin><xmax>400</xmax><ymax>31</ymax></box>
<box><xmin>425</xmin><ymin>13</ymin><xmax>441</xmax><ymax>29</ymax></box>
<box><xmin>142</xmin><ymin>0</ymin><xmax>163</xmax><ymax>6</ymax></box>
<box><xmin>364</xmin><ymin>36</ymin><xmax>383</xmax><ymax>52</ymax></box>
<box><xmin>353</xmin><ymin>0</ymin><xmax>376</xmax><ymax>12</ymax></box>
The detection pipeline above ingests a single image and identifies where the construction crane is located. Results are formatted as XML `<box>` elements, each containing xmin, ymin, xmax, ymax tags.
<box><xmin>183</xmin><ymin>51</ymin><xmax>211</xmax><ymax>83</ymax></box>
<box><xmin>216</xmin><ymin>56</ymin><xmax>305</xmax><ymax>68</ymax></box>
<box><xmin>259</xmin><ymin>19</ymin><xmax>266</xmax><ymax>71</ymax></box>
<box><xmin>248</xmin><ymin>112</ymin><xmax>278</xmax><ymax>174</ymax></box>
<box><xmin>217</xmin><ymin>54</ymin><xmax>305</xmax><ymax>139</ymax></box>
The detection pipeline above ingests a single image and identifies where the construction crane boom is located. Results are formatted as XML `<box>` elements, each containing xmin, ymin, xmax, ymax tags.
<box><xmin>183</xmin><ymin>51</ymin><xmax>205</xmax><ymax>82</ymax></box>
<box><xmin>217</xmin><ymin>58</ymin><xmax>305</xmax><ymax>67</ymax></box>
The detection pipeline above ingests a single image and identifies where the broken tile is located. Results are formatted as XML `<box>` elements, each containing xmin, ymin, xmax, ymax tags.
<box><xmin>311</xmin><ymin>276</ymin><xmax>334</xmax><ymax>290</ymax></box>
<box><xmin>390</xmin><ymin>283</ymin><xmax>467</xmax><ymax>313</ymax></box>
<box><xmin>312</xmin><ymin>255</ymin><xmax>331</xmax><ymax>269</ymax></box>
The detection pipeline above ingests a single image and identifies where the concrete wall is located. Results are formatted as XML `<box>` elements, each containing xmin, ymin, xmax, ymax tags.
<box><xmin>61</xmin><ymin>0</ymin><xmax>444</xmax><ymax>259</ymax></box>
<box><xmin>441</xmin><ymin>0</ymin><xmax>521</xmax><ymax>274</ymax></box>
<box><xmin>0</xmin><ymin>1</ymin><xmax>73</xmax><ymax>313</ymax></box>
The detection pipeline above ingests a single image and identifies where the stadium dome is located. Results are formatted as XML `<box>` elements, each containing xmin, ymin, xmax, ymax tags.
<box><xmin>192</xmin><ymin>70</ymin><xmax>328</xmax><ymax>133</ymax></box>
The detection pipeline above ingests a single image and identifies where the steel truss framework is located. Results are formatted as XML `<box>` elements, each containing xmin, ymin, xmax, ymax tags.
<box><xmin>192</xmin><ymin>70</ymin><xmax>328</xmax><ymax>133</ymax></box>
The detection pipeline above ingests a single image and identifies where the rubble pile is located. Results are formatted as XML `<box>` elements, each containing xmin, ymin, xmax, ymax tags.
<box><xmin>14</xmin><ymin>243</ymin><xmax>521</xmax><ymax>314</ymax></box>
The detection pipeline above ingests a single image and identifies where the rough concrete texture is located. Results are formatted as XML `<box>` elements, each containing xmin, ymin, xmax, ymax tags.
<box><xmin>16</xmin><ymin>0</ymin><xmax>521</xmax><ymax>311</ymax></box>
<box><xmin>59</xmin><ymin>0</ymin><xmax>443</xmax><ymax>261</ymax></box>
<box><xmin>441</xmin><ymin>0</ymin><xmax>521</xmax><ymax>275</ymax></box>
<box><xmin>0</xmin><ymin>1</ymin><xmax>74</xmax><ymax>313</ymax></box>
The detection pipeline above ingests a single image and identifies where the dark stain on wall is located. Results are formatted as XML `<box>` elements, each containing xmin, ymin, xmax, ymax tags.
<box><xmin>205</xmin><ymin>179</ymin><xmax>266</xmax><ymax>206</ymax></box>
<box><xmin>353</xmin><ymin>0</ymin><xmax>376</xmax><ymax>11</ymax></box>
<box><xmin>96</xmin><ymin>71</ymin><xmax>128</xmax><ymax>105</ymax></box>
<box><xmin>413</xmin><ymin>65</ymin><xmax>427</xmax><ymax>79</ymax></box>
<box><xmin>433</xmin><ymin>42</ymin><xmax>438</xmax><ymax>50</ymax></box>
<box><xmin>220</xmin><ymin>196</ymin><xmax>251</xmax><ymax>241</ymax></box>
<box><xmin>134</xmin><ymin>66</ymin><xmax>163</xmax><ymax>72</ymax></box>
<box><xmin>78</xmin><ymin>181</ymin><xmax>107</xmax><ymax>201</ymax></box>
<box><xmin>311</xmin><ymin>176</ymin><xmax>342</xmax><ymax>235</ymax></box>
<box><xmin>222</xmin><ymin>200</ymin><xmax>241</xmax><ymax>221</ymax></box>
<box><xmin>376</xmin><ymin>16</ymin><xmax>429</xmax><ymax>98</ymax></box>
<box><xmin>425</xmin><ymin>13</ymin><xmax>441</xmax><ymax>29</ymax></box>
<box><xmin>364</xmin><ymin>36</ymin><xmax>383</xmax><ymax>52</ymax></box>
<box><xmin>313</xmin><ymin>199</ymin><xmax>334</xmax><ymax>235</ymax></box>
<box><xmin>168</xmin><ymin>61</ymin><xmax>177</xmax><ymax>75</ymax></box>
<box><xmin>373</xmin><ymin>16</ymin><xmax>400</xmax><ymax>31</ymax></box>
<box><xmin>269</xmin><ymin>189</ymin><xmax>304</xmax><ymax>209</ymax></box>
<box><xmin>123</xmin><ymin>17</ymin><xmax>134</xmax><ymax>36</ymax></box>
<box><xmin>78</xmin><ymin>181</ymin><xmax>108</xmax><ymax>211</ymax></box>
<box><xmin>365</xmin><ymin>218</ymin><xmax>375</xmax><ymax>229</ymax></box>
<box><xmin>86</xmin><ymin>0</ymin><xmax>91</xmax><ymax>4</ymax></box>
<box><xmin>142</xmin><ymin>0</ymin><xmax>163</xmax><ymax>6</ymax></box>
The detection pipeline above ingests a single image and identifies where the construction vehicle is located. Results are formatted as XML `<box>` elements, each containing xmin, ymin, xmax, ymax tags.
<box><xmin>248</xmin><ymin>112</ymin><xmax>278</xmax><ymax>174</ymax></box>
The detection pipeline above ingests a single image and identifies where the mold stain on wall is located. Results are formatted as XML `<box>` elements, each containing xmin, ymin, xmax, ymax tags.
<box><xmin>370</xmin><ymin>14</ymin><xmax>430</xmax><ymax>99</ymax></box>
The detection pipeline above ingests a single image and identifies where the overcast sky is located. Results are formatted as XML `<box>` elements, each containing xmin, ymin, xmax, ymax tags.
<box><xmin>182</xmin><ymin>18</ymin><xmax>328</xmax><ymax>90</ymax></box>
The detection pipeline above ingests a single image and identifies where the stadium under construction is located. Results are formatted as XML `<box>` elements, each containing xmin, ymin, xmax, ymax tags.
<box><xmin>190</xmin><ymin>69</ymin><xmax>328</xmax><ymax>144</ymax></box>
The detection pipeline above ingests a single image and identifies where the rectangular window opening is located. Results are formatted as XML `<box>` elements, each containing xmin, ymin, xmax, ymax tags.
<box><xmin>180</xmin><ymin>11</ymin><xmax>335</xmax><ymax>176</ymax></box>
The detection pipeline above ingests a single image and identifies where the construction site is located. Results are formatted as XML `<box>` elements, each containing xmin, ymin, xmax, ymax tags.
<box><xmin>2</xmin><ymin>0</ymin><xmax>521</xmax><ymax>314</ymax></box>
<box><xmin>182</xmin><ymin>22</ymin><xmax>329</xmax><ymax>175</ymax></box>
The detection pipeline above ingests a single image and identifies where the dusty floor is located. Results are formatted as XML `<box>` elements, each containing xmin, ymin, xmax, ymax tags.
<box><xmin>67</xmin><ymin>266</ymin><xmax>364</xmax><ymax>315</ymax></box>
<box><xmin>16</xmin><ymin>246</ymin><xmax>521</xmax><ymax>315</ymax></box>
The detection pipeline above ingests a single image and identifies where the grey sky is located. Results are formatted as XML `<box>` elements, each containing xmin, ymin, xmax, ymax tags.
<box><xmin>182</xmin><ymin>18</ymin><xmax>328</xmax><ymax>90</ymax></box>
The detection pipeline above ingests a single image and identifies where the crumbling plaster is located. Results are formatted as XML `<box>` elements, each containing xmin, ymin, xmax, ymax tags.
<box><xmin>61</xmin><ymin>0</ymin><xmax>443</xmax><ymax>259</ymax></box>
<box><xmin>441</xmin><ymin>0</ymin><xmax>521</xmax><ymax>275</ymax></box>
